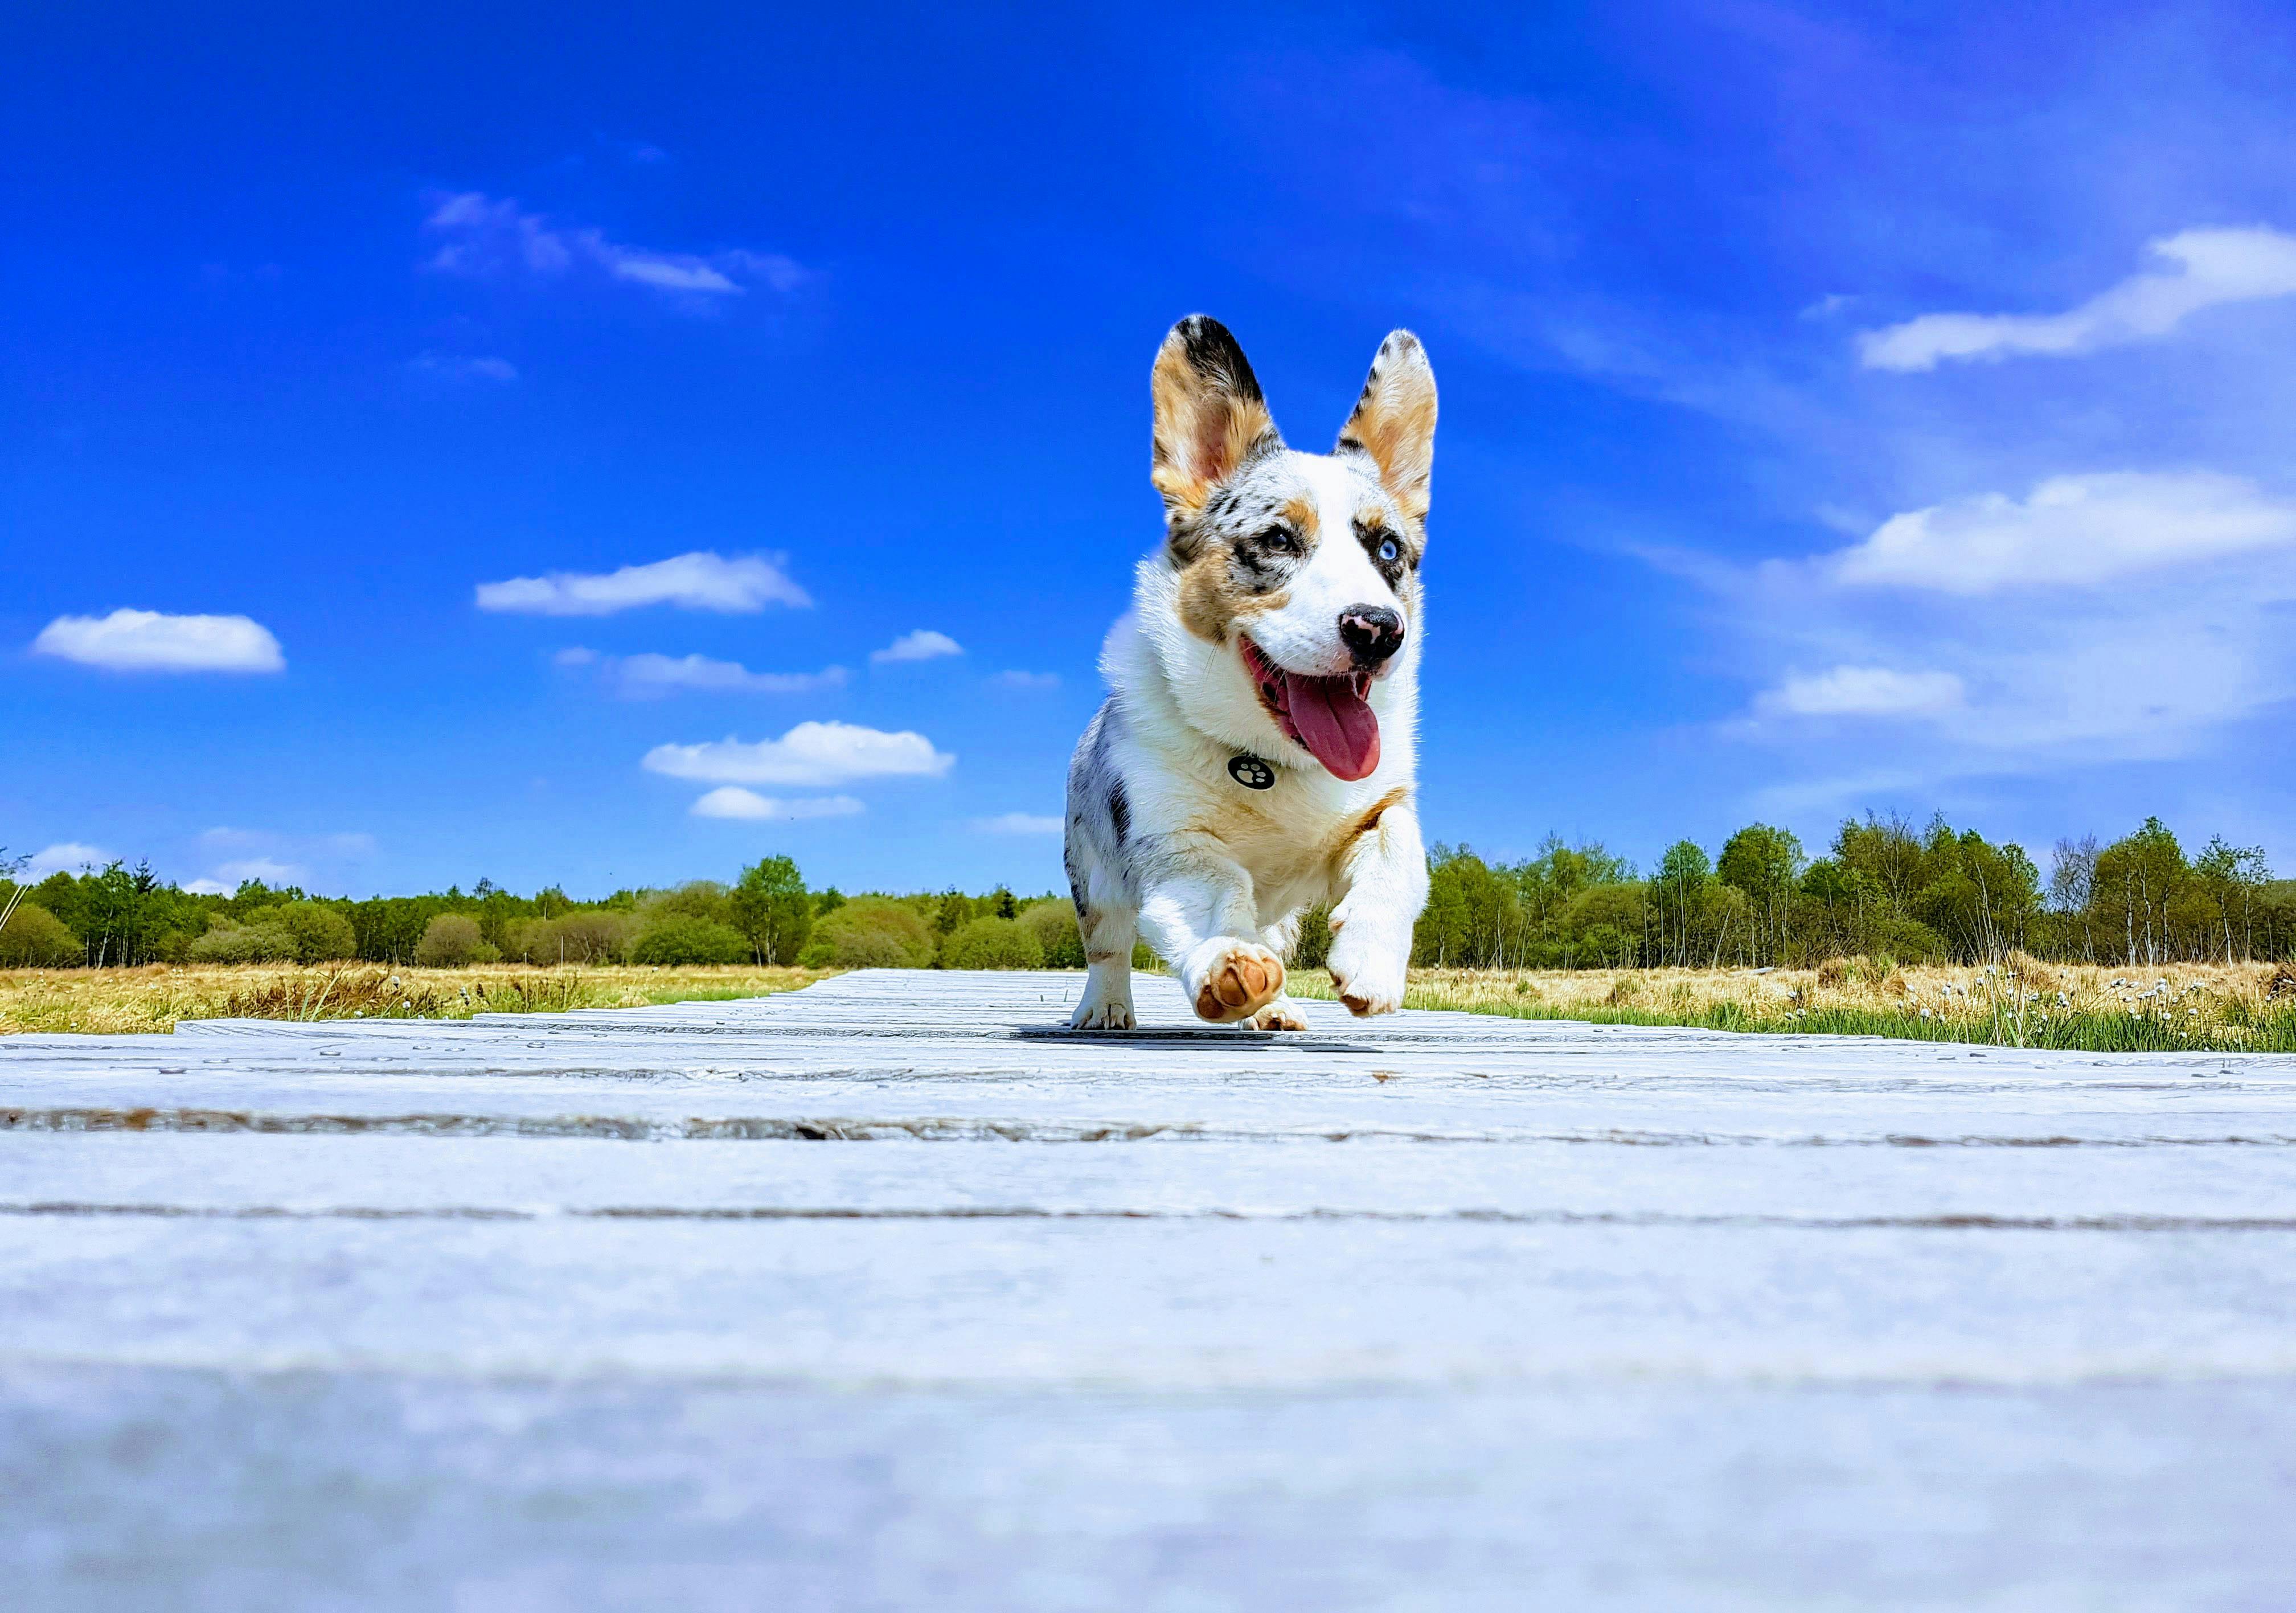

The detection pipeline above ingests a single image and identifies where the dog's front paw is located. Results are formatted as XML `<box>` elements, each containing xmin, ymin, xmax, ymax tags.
<box><xmin>1245</xmin><ymin>996</ymin><xmax>1309</xmax><ymax>1031</ymax></box>
<box><xmin>1068</xmin><ymin>993</ymin><xmax>1135</xmax><ymax>1031</ymax></box>
<box><xmin>1326</xmin><ymin>932</ymin><xmax>1407</xmax><ymax>1017</ymax></box>
<box><xmin>1188</xmin><ymin>940</ymin><xmax>1286</xmax><ymax>1024</ymax></box>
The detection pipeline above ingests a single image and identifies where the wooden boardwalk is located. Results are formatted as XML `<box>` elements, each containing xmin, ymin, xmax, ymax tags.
<box><xmin>4</xmin><ymin>968</ymin><xmax>2295</xmax><ymax>1610</ymax></box>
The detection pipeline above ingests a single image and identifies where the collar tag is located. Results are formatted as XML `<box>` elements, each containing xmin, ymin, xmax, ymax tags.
<box><xmin>1227</xmin><ymin>754</ymin><xmax>1276</xmax><ymax>790</ymax></box>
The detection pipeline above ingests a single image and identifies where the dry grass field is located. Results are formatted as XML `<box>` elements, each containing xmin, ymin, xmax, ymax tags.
<box><xmin>1290</xmin><ymin>956</ymin><xmax>2296</xmax><ymax>1053</ymax></box>
<box><xmin>0</xmin><ymin>963</ymin><xmax>835</xmax><ymax>1037</ymax></box>
<box><xmin>5</xmin><ymin>956</ymin><xmax>2293</xmax><ymax>1051</ymax></box>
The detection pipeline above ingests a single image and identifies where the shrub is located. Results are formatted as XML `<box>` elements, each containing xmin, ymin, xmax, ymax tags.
<box><xmin>1020</xmin><ymin>900</ymin><xmax>1086</xmax><ymax>968</ymax></box>
<box><xmin>628</xmin><ymin>918</ymin><xmax>751</xmax><ymax>965</ymax></box>
<box><xmin>1291</xmin><ymin>905</ymin><xmax>1334</xmax><ymax>968</ymax></box>
<box><xmin>187</xmin><ymin>920</ymin><xmax>300</xmax><ymax>964</ymax></box>
<box><xmin>801</xmin><ymin>898</ymin><xmax>936</xmax><ymax>968</ymax></box>
<box><xmin>271</xmin><ymin>902</ymin><xmax>356</xmax><ymax>963</ymax></box>
<box><xmin>412</xmin><ymin>914</ymin><xmax>497</xmax><ymax>967</ymax></box>
<box><xmin>941</xmin><ymin>915</ymin><xmax>1046</xmax><ymax>969</ymax></box>
<box><xmin>0</xmin><ymin>902</ymin><xmax>77</xmax><ymax>967</ymax></box>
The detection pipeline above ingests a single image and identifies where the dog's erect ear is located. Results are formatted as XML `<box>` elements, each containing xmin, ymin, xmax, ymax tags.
<box><xmin>1150</xmin><ymin>316</ymin><xmax>1281</xmax><ymax>519</ymax></box>
<box><xmin>1337</xmin><ymin>331</ymin><xmax>1437</xmax><ymax>522</ymax></box>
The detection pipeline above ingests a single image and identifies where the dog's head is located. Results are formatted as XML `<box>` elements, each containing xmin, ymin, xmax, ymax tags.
<box><xmin>1140</xmin><ymin>316</ymin><xmax>1436</xmax><ymax>783</ymax></box>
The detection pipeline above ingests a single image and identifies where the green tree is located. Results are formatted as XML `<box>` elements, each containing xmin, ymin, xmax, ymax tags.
<box><xmin>731</xmin><ymin>856</ymin><xmax>813</xmax><ymax>964</ymax></box>
<box><xmin>1718</xmin><ymin>824</ymin><xmax>1803</xmax><ymax>964</ymax></box>
<box><xmin>2091</xmin><ymin>817</ymin><xmax>2188</xmax><ymax>967</ymax></box>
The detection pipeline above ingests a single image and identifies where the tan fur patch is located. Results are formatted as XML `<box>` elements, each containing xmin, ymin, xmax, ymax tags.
<box><xmin>1151</xmin><ymin>350</ymin><xmax>1277</xmax><ymax>517</ymax></box>
<box><xmin>1280</xmin><ymin>496</ymin><xmax>1321</xmax><ymax>543</ymax></box>
<box><xmin>1327</xmin><ymin>786</ymin><xmax>1411</xmax><ymax>873</ymax></box>
<box><xmin>1340</xmin><ymin>338</ymin><xmax>1437</xmax><ymax>521</ymax></box>
<box><xmin>1176</xmin><ymin>547</ymin><xmax>1290</xmax><ymax>645</ymax></box>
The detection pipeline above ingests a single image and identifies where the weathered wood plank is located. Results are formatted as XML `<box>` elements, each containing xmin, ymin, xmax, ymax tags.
<box><xmin>6</xmin><ymin>1132</ymin><xmax>2296</xmax><ymax>1223</ymax></box>
<box><xmin>2</xmin><ymin>969</ymin><xmax>2293</xmax><ymax>1610</ymax></box>
<box><xmin>9</xmin><ymin>1366</ymin><xmax>2293</xmax><ymax>1613</ymax></box>
<box><xmin>7</xmin><ymin>1215</ymin><xmax>2296</xmax><ymax>1385</ymax></box>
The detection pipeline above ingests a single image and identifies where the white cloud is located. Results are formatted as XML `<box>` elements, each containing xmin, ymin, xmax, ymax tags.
<box><xmin>476</xmin><ymin>551</ymin><xmax>810</xmax><ymax>616</ymax></box>
<box><xmin>180</xmin><ymin>879</ymin><xmax>231</xmax><ymax>896</ymax></box>
<box><xmin>407</xmin><ymin>351</ymin><xmax>518</xmax><ymax>384</ymax></box>
<box><xmin>31</xmin><ymin>609</ymin><xmax>284</xmax><ymax>674</ymax></box>
<box><xmin>973</xmin><ymin>812</ymin><xmax>1064</xmax><ymax>835</ymax></box>
<box><xmin>988</xmin><ymin>669</ymin><xmax>1060</xmax><ymax>691</ymax></box>
<box><xmin>1711</xmin><ymin>466</ymin><xmax>2296</xmax><ymax>768</ymax></box>
<box><xmin>23</xmin><ymin>843</ymin><xmax>109</xmax><ymax>878</ymax></box>
<box><xmin>1824</xmin><ymin>472</ymin><xmax>2296</xmax><ymax>595</ymax></box>
<box><xmin>1754</xmin><ymin>666</ymin><xmax>1965</xmax><ymax>719</ymax></box>
<box><xmin>643</xmin><ymin>720</ymin><xmax>956</xmax><ymax>787</ymax></box>
<box><xmin>690</xmin><ymin>788</ymin><xmax>865</xmax><ymax>821</ymax></box>
<box><xmin>420</xmin><ymin>192</ymin><xmax>803</xmax><ymax>303</ymax></box>
<box><xmin>871</xmin><ymin>629</ymin><xmax>963</xmax><ymax>664</ymax></box>
<box><xmin>596</xmin><ymin>653</ymin><xmax>848</xmax><ymax>699</ymax></box>
<box><xmin>1858</xmin><ymin>227</ymin><xmax>2296</xmax><ymax>371</ymax></box>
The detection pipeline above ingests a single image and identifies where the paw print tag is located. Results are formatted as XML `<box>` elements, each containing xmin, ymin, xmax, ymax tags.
<box><xmin>1227</xmin><ymin>754</ymin><xmax>1276</xmax><ymax>790</ymax></box>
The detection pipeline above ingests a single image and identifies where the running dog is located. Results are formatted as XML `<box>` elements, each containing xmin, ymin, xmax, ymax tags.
<box><xmin>1064</xmin><ymin>316</ymin><xmax>1434</xmax><ymax>1030</ymax></box>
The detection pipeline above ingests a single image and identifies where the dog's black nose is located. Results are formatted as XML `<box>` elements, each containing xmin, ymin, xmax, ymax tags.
<box><xmin>1338</xmin><ymin>604</ymin><xmax>1405</xmax><ymax>666</ymax></box>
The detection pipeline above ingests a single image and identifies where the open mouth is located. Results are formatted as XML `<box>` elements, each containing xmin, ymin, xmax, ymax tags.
<box><xmin>1239</xmin><ymin>636</ymin><xmax>1381</xmax><ymax>781</ymax></box>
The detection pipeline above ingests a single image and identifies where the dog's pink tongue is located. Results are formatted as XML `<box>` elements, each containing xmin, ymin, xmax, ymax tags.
<box><xmin>1285</xmin><ymin>672</ymin><xmax>1381</xmax><ymax>780</ymax></box>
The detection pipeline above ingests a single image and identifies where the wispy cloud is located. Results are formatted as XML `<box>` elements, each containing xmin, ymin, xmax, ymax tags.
<box><xmin>987</xmin><ymin>669</ymin><xmax>1060</xmax><ymax>691</ymax></box>
<box><xmin>972</xmin><ymin>812</ymin><xmax>1063</xmax><ymax>835</ymax></box>
<box><xmin>407</xmin><ymin>351</ymin><xmax>517</xmax><ymax>385</ymax></box>
<box><xmin>188</xmin><ymin>828</ymin><xmax>375</xmax><ymax>891</ymax></box>
<box><xmin>1753</xmin><ymin>666</ymin><xmax>1965</xmax><ymax>719</ymax></box>
<box><xmin>212</xmin><ymin>857</ymin><xmax>303</xmax><ymax>885</ymax></box>
<box><xmin>1858</xmin><ymin>227</ymin><xmax>2296</xmax><ymax>372</ymax></box>
<box><xmin>199</xmin><ymin>828</ymin><xmax>375</xmax><ymax>858</ymax></box>
<box><xmin>1822</xmin><ymin>472</ymin><xmax>2296</xmax><ymax>595</ymax></box>
<box><xmin>691</xmin><ymin>788</ymin><xmax>865</xmax><ymax>821</ymax></box>
<box><xmin>559</xmin><ymin>650</ymin><xmax>848</xmax><ymax>698</ymax></box>
<box><xmin>31</xmin><ymin>610</ymin><xmax>284</xmax><ymax>673</ymax></box>
<box><xmin>871</xmin><ymin>629</ymin><xmax>963</xmax><ymax>664</ymax></box>
<box><xmin>23</xmin><ymin>843</ymin><xmax>109</xmax><ymax>878</ymax></box>
<box><xmin>477</xmin><ymin>552</ymin><xmax>809</xmax><ymax>616</ymax></box>
<box><xmin>420</xmin><ymin>192</ymin><xmax>803</xmax><ymax>304</ymax></box>
<box><xmin>643</xmin><ymin>720</ymin><xmax>955</xmax><ymax>787</ymax></box>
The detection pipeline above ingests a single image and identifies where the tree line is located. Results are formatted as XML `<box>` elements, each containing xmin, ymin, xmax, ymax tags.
<box><xmin>0</xmin><ymin>849</ymin><xmax>1097</xmax><ymax>972</ymax></box>
<box><xmin>3</xmin><ymin>810</ymin><xmax>2289</xmax><ymax>973</ymax></box>
<box><xmin>1412</xmin><ymin>813</ymin><xmax>2290</xmax><ymax>970</ymax></box>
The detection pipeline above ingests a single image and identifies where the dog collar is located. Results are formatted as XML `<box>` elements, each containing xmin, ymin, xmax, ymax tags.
<box><xmin>1227</xmin><ymin>754</ymin><xmax>1276</xmax><ymax>790</ymax></box>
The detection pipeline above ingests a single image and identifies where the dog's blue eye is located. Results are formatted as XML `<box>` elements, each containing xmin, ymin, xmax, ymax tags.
<box><xmin>1377</xmin><ymin>537</ymin><xmax>1401</xmax><ymax>563</ymax></box>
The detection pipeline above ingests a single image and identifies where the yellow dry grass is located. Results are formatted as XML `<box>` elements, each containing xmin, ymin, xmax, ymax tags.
<box><xmin>1290</xmin><ymin>956</ymin><xmax>2296</xmax><ymax>1051</ymax></box>
<box><xmin>0</xmin><ymin>963</ymin><xmax>837</xmax><ymax>1037</ymax></box>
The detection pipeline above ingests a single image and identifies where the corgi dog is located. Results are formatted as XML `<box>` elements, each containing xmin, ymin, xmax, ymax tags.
<box><xmin>1064</xmin><ymin>316</ymin><xmax>1434</xmax><ymax>1030</ymax></box>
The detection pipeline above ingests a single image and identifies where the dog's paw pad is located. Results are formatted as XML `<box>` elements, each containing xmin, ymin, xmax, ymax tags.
<box><xmin>1194</xmin><ymin>943</ymin><xmax>1285</xmax><ymax>1023</ymax></box>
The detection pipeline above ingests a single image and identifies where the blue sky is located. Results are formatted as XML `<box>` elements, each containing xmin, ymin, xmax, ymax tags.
<box><xmin>7</xmin><ymin>1</ymin><xmax>2295</xmax><ymax>898</ymax></box>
